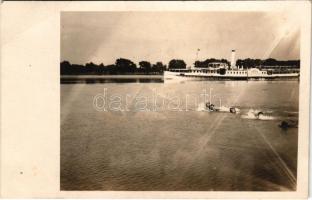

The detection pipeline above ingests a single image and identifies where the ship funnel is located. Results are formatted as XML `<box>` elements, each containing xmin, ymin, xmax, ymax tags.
<box><xmin>230</xmin><ymin>50</ymin><xmax>236</xmax><ymax>69</ymax></box>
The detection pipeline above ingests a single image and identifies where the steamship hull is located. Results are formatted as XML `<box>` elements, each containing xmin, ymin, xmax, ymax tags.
<box><xmin>164</xmin><ymin>69</ymin><xmax>299</xmax><ymax>82</ymax></box>
<box><xmin>164</xmin><ymin>50</ymin><xmax>300</xmax><ymax>82</ymax></box>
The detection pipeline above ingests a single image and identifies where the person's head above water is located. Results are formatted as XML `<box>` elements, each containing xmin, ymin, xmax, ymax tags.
<box><xmin>257</xmin><ymin>112</ymin><xmax>264</xmax><ymax>118</ymax></box>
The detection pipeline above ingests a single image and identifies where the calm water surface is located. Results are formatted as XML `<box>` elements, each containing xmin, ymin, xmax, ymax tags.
<box><xmin>61</xmin><ymin>78</ymin><xmax>298</xmax><ymax>191</ymax></box>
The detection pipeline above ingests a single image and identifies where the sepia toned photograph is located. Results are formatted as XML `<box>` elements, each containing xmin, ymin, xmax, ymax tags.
<box><xmin>60</xmin><ymin>11</ymin><xmax>301</xmax><ymax>192</ymax></box>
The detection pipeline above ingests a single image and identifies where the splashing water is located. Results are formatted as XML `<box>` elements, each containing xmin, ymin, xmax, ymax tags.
<box><xmin>197</xmin><ymin>102</ymin><xmax>208</xmax><ymax>112</ymax></box>
<box><xmin>241</xmin><ymin>109</ymin><xmax>275</xmax><ymax>120</ymax></box>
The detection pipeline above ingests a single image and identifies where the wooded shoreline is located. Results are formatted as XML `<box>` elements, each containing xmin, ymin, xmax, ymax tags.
<box><xmin>61</xmin><ymin>58</ymin><xmax>300</xmax><ymax>75</ymax></box>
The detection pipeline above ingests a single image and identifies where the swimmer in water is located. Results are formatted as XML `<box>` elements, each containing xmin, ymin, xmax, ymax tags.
<box><xmin>230</xmin><ymin>107</ymin><xmax>237</xmax><ymax>113</ymax></box>
<box><xmin>206</xmin><ymin>102</ymin><xmax>215</xmax><ymax>111</ymax></box>
<box><xmin>257</xmin><ymin>112</ymin><xmax>264</xmax><ymax>119</ymax></box>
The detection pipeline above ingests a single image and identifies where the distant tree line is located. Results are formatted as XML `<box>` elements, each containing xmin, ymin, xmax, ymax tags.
<box><xmin>236</xmin><ymin>58</ymin><xmax>300</xmax><ymax>69</ymax></box>
<box><xmin>194</xmin><ymin>58</ymin><xmax>230</xmax><ymax>68</ymax></box>
<box><xmin>168</xmin><ymin>59</ymin><xmax>187</xmax><ymax>69</ymax></box>
<box><xmin>61</xmin><ymin>58</ymin><xmax>167</xmax><ymax>75</ymax></box>
<box><xmin>194</xmin><ymin>58</ymin><xmax>299</xmax><ymax>69</ymax></box>
<box><xmin>61</xmin><ymin>57</ymin><xmax>300</xmax><ymax>75</ymax></box>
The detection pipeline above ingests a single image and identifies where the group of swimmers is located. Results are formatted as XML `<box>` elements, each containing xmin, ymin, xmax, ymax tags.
<box><xmin>205</xmin><ymin>102</ymin><xmax>297</xmax><ymax>130</ymax></box>
<box><xmin>205</xmin><ymin>102</ymin><xmax>240</xmax><ymax>114</ymax></box>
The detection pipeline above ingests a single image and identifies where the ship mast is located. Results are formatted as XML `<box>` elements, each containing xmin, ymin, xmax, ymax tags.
<box><xmin>196</xmin><ymin>48</ymin><xmax>200</xmax><ymax>61</ymax></box>
<box><xmin>194</xmin><ymin>48</ymin><xmax>200</xmax><ymax>69</ymax></box>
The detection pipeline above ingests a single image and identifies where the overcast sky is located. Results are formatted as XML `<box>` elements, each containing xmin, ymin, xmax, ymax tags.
<box><xmin>61</xmin><ymin>11</ymin><xmax>300</xmax><ymax>66</ymax></box>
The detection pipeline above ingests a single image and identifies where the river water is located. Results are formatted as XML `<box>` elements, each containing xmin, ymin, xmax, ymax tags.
<box><xmin>61</xmin><ymin>78</ymin><xmax>299</xmax><ymax>191</ymax></box>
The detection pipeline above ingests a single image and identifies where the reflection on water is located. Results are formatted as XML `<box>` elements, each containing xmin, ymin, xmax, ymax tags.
<box><xmin>61</xmin><ymin>78</ymin><xmax>299</xmax><ymax>191</ymax></box>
